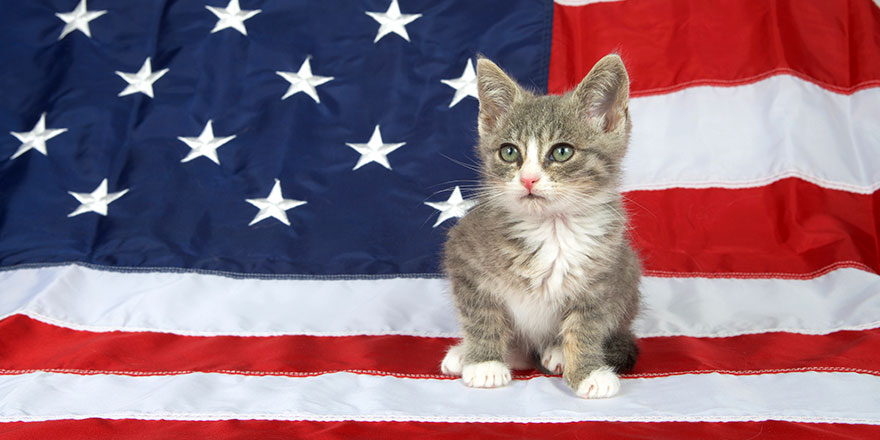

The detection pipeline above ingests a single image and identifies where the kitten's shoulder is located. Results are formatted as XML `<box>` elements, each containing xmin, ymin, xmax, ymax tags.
<box><xmin>446</xmin><ymin>203</ymin><xmax>503</xmax><ymax>243</ymax></box>
<box><xmin>442</xmin><ymin>204</ymin><xmax>506</xmax><ymax>268</ymax></box>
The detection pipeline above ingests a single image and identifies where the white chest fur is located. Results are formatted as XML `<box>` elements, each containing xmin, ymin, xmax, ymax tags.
<box><xmin>505</xmin><ymin>292</ymin><xmax>562</xmax><ymax>346</ymax></box>
<box><xmin>504</xmin><ymin>212</ymin><xmax>613</xmax><ymax>344</ymax></box>
<box><xmin>511</xmin><ymin>213</ymin><xmax>611</xmax><ymax>297</ymax></box>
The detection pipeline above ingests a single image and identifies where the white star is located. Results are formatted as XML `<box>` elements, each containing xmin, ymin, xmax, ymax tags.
<box><xmin>55</xmin><ymin>0</ymin><xmax>107</xmax><ymax>40</ymax></box>
<box><xmin>68</xmin><ymin>179</ymin><xmax>129</xmax><ymax>217</ymax></box>
<box><xmin>345</xmin><ymin>125</ymin><xmax>405</xmax><ymax>171</ymax></box>
<box><xmin>206</xmin><ymin>0</ymin><xmax>261</xmax><ymax>36</ymax></box>
<box><xmin>441</xmin><ymin>58</ymin><xmax>478</xmax><ymax>108</ymax></box>
<box><xmin>246</xmin><ymin>179</ymin><xmax>307</xmax><ymax>226</ymax></box>
<box><xmin>116</xmin><ymin>58</ymin><xmax>169</xmax><ymax>99</ymax></box>
<box><xmin>177</xmin><ymin>120</ymin><xmax>236</xmax><ymax>165</ymax></box>
<box><xmin>365</xmin><ymin>0</ymin><xmax>422</xmax><ymax>43</ymax></box>
<box><xmin>276</xmin><ymin>58</ymin><xmax>334</xmax><ymax>103</ymax></box>
<box><xmin>425</xmin><ymin>186</ymin><xmax>476</xmax><ymax>227</ymax></box>
<box><xmin>9</xmin><ymin>113</ymin><xmax>68</xmax><ymax>160</ymax></box>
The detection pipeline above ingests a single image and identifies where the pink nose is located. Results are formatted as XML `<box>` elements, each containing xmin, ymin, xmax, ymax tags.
<box><xmin>520</xmin><ymin>175</ymin><xmax>540</xmax><ymax>192</ymax></box>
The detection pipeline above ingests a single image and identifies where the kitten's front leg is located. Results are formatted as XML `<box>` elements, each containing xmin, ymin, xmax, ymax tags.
<box><xmin>561</xmin><ymin>311</ymin><xmax>620</xmax><ymax>399</ymax></box>
<box><xmin>445</xmin><ymin>276</ymin><xmax>514</xmax><ymax>388</ymax></box>
<box><xmin>443</xmin><ymin>338</ymin><xmax>513</xmax><ymax>388</ymax></box>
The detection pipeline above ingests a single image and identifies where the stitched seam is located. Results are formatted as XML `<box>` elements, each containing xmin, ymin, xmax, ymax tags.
<box><xmin>0</xmin><ymin>261</ymin><xmax>445</xmax><ymax>280</ymax></box>
<box><xmin>643</xmin><ymin>261</ymin><xmax>876</xmax><ymax>280</ymax></box>
<box><xmin>3</xmin><ymin>366</ymin><xmax>877</xmax><ymax>381</ymax></box>
<box><xmin>11</xmin><ymin>311</ymin><xmax>880</xmax><ymax>339</ymax></box>
<box><xmin>630</xmin><ymin>68</ymin><xmax>880</xmax><ymax>98</ymax></box>
<box><xmin>621</xmin><ymin>172</ymin><xmax>880</xmax><ymax>195</ymax></box>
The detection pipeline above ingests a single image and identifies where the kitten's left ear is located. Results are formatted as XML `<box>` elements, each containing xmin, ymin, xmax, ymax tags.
<box><xmin>573</xmin><ymin>54</ymin><xmax>630</xmax><ymax>133</ymax></box>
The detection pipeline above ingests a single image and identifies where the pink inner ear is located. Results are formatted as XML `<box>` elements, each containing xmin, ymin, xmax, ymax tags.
<box><xmin>590</xmin><ymin>98</ymin><xmax>624</xmax><ymax>132</ymax></box>
<box><xmin>603</xmin><ymin>108</ymin><xmax>621</xmax><ymax>132</ymax></box>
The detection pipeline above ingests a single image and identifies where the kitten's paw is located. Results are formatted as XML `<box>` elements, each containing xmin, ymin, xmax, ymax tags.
<box><xmin>462</xmin><ymin>361</ymin><xmax>512</xmax><ymax>388</ymax></box>
<box><xmin>541</xmin><ymin>346</ymin><xmax>565</xmax><ymax>374</ymax></box>
<box><xmin>441</xmin><ymin>344</ymin><xmax>465</xmax><ymax>376</ymax></box>
<box><xmin>575</xmin><ymin>367</ymin><xmax>620</xmax><ymax>399</ymax></box>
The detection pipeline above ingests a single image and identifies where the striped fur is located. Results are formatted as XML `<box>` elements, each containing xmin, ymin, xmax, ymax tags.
<box><xmin>441</xmin><ymin>54</ymin><xmax>641</xmax><ymax>398</ymax></box>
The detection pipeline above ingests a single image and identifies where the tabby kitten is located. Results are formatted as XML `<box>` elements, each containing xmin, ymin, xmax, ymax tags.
<box><xmin>440</xmin><ymin>54</ymin><xmax>641</xmax><ymax>399</ymax></box>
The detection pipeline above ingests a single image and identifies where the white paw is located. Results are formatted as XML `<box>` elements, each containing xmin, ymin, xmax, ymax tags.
<box><xmin>441</xmin><ymin>344</ymin><xmax>465</xmax><ymax>376</ymax></box>
<box><xmin>541</xmin><ymin>346</ymin><xmax>564</xmax><ymax>374</ymax></box>
<box><xmin>576</xmin><ymin>367</ymin><xmax>620</xmax><ymax>399</ymax></box>
<box><xmin>462</xmin><ymin>361</ymin><xmax>512</xmax><ymax>388</ymax></box>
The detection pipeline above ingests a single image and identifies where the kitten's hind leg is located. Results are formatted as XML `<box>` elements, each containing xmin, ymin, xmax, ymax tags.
<box><xmin>603</xmin><ymin>329</ymin><xmax>639</xmax><ymax>373</ymax></box>
<box><xmin>441</xmin><ymin>343</ymin><xmax>465</xmax><ymax>376</ymax></box>
<box><xmin>539</xmin><ymin>345</ymin><xmax>565</xmax><ymax>375</ymax></box>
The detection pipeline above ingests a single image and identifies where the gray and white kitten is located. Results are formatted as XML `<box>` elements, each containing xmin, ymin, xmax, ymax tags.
<box><xmin>440</xmin><ymin>54</ymin><xmax>641</xmax><ymax>399</ymax></box>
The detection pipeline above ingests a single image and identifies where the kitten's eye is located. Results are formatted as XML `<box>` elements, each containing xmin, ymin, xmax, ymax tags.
<box><xmin>550</xmin><ymin>144</ymin><xmax>574</xmax><ymax>162</ymax></box>
<box><xmin>498</xmin><ymin>144</ymin><xmax>521</xmax><ymax>163</ymax></box>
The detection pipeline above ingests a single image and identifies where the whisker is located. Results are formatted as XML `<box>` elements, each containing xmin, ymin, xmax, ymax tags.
<box><xmin>422</xmin><ymin>184</ymin><xmax>486</xmax><ymax>202</ymax></box>
<box><xmin>439</xmin><ymin>153</ymin><xmax>483</xmax><ymax>174</ymax></box>
<box><xmin>619</xmin><ymin>192</ymin><xmax>657</xmax><ymax>219</ymax></box>
<box><xmin>425</xmin><ymin>179</ymin><xmax>483</xmax><ymax>189</ymax></box>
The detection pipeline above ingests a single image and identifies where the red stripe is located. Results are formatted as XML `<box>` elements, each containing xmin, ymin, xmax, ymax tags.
<box><xmin>626</xmin><ymin>178</ymin><xmax>880</xmax><ymax>278</ymax></box>
<box><xmin>549</xmin><ymin>0</ymin><xmax>880</xmax><ymax>96</ymax></box>
<box><xmin>2</xmin><ymin>315</ymin><xmax>878</xmax><ymax>379</ymax></box>
<box><xmin>1</xmin><ymin>419</ymin><xmax>878</xmax><ymax>440</ymax></box>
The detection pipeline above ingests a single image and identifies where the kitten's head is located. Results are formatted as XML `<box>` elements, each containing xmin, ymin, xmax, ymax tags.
<box><xmin>474</xmin><ymin>54</ymin><xmax>631</xmax><ymax>218</ymax></box>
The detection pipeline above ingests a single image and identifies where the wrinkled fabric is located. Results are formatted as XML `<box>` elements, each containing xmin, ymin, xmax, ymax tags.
<box><xmin>0</xmin><ymin>0</ymin><xmax>553</xmax><ymax>276</ymax></box>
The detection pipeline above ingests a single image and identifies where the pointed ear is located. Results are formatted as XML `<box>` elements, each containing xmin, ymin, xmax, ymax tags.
<box><xmin>573</xmin><ymin>54</ymin><xmax>630</xmax><ymax>133</ymax></box>
<box><xmin>476</xmin><ymin>57</ymin><xmax>522</xmax><ymax>136</ymax></box>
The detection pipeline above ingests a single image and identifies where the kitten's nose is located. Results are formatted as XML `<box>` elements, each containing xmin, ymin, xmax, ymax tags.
<box><xmin>520</xmin><ymin>175</ymin><xmax>540</xmax><ymax>192</ymax></box>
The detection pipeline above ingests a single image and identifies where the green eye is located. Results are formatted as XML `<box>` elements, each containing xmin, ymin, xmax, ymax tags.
<box><xmin>499</xmin><ymin>144</ymin><xmax>520</xmax><ymax>162</ymax></box>
<box><xmin>550</xmin><ymin>144</ymin><xmax>574</xmax><ymax>162</ymax></box>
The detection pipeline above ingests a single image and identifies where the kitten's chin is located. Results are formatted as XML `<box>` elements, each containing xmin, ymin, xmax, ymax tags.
<box><xmin>510</xmin><ymin>193</ymin><xmax>587</xmax><ymax>219</ymax></box>
<box><xmin>500</xmin><ymin>188</ymin><xmax>570</xmax><ymax>218</ymax></box>
<box><xmin>511</xmin><ymin>194</ymin><xmax>556</xmax><ymax>217</ymax></box>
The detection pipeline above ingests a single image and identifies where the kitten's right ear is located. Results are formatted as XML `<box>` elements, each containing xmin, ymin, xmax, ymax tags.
<box><xmin>476</xmin><ymin>57</ymin><xmax>522</xmax><ymax>136</ymax></box>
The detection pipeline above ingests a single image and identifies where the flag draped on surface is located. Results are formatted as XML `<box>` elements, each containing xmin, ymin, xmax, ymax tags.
<box><xmin>1</xmin><ymin>0</ymin><xmax>879</xmax><ymax>438</ymax></box>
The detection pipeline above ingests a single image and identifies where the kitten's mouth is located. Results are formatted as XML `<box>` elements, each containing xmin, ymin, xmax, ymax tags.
<box><xmin>521</xmin><ymin>193</ymin><xmax>545</xmax><ymax>201</ymax></box>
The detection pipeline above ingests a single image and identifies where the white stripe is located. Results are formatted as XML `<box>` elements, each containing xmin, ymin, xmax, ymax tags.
<box><xmin>623</xmin><ymin>75</ymin><xmax>880</xmax><ymax>193</ymax></box>
<box><xmin>0</xmin><ymin>371</ymin><xmax>878</xmax><ymax>424</ymax></box>
<box><xmin>0</xmin><ymin>264</ymin><xmax>456</xmax><ymax>337</ymax></box>
<box><xmin>633</xmin><ymin>272</ymin><xmax>880</xmax><ymax>338</ymax></box>
<box><xmin>2</xmin><ymin>264</ymin><xmax>879</xmax><ymax>338</ymax></box>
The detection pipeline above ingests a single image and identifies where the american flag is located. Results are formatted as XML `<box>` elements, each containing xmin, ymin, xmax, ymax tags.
<box><xmin>1</xmin><ymin>0</ymin><xmax>879</xmax><ymax>438</ymax></box>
